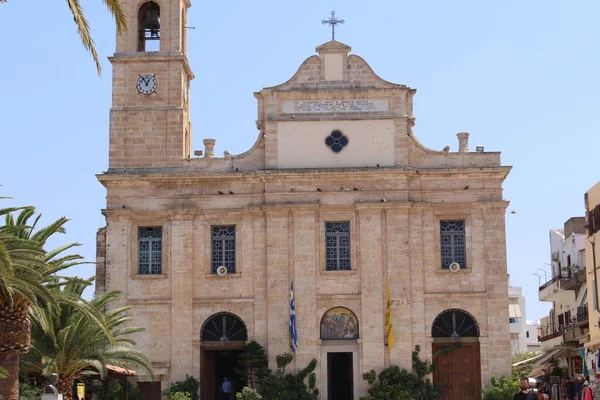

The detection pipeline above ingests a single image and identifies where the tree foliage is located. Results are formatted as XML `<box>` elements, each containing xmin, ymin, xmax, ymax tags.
<box><xmin>236</xmin><ymin>341</ymin><xmax>269</xmax><ymax>389</ymax></box>
<box><xmin>21</xmin><ymin>278</ymin><xmax>153</xmax><ymax>400</ymax></box>
<box><xmin>259</xmin><ymin>353</ymin><xmax>318</xmax><ymax>400</ymax></box>
<box><xmin>361</xmin><ymin>345</ymin><xmax>447</xmax><ymax>400</ymax></box>
<box><xmin>482</xmin><ymin>376</ymin><xmax>521</xmax><ymax>400</ymax></box>
<box><xmin>236</xmin><ymin>387</ymin><xmax>262</xmax><ymax>400</ymax></box>
<box><xmin>0</xmin><ymin>205</ymin><xmax>111</xmax><ymax>400</ymax></box>
<box><xmin>164</xmin><ymin>375</ymin><xmax>200</xmax><ymax>400</ymax></box>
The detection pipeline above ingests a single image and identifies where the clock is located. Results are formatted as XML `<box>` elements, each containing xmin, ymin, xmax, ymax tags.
<box><xmin>136</xmin><ymin>74</ymin><xmax>157</xmax><ymax>95</ymax></box>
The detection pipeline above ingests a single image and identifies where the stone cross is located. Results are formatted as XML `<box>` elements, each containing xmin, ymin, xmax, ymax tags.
<box><xmin>321</xmin><ymin>11</ymin><xmax>344</xmax><ymax>41</ymax></box>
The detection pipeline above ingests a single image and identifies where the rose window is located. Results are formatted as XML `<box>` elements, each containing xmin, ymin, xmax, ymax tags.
<box><xmin>325</xmin><ymin>130</ymin><xmax>349</xmax><ymax>153</ymax></box>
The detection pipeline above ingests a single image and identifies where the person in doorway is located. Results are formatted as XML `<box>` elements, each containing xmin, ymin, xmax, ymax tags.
<box><xmin>564</xmin><ymin>377</ymin><xmax>577</xmax><ymax>400</ymax></box>
<box><xmin>221</xmin><ymin>376</ymin><xmax>233</xmax><ymax>400</ymax></box>
<box><xmin>514</xmin><ymin>377</ymin><xmax>538</xmax><ymax>400</ymax></box>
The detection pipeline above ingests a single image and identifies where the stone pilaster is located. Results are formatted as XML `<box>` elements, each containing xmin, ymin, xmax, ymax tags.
<box><xmin>168</xmin><ymin>207</ymin><xmax>197</xmax><ymax>381</ymax></box>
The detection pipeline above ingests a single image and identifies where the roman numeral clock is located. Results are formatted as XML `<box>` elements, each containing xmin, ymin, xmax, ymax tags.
<box><xmin>136</xmin><ymin>74</ymin><xmax>158</xmax><ymax>95</ymax></box>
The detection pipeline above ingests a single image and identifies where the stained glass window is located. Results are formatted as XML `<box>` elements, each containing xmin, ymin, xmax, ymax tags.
<box><xmin>325</xmin><ymin>130</ymin><xmax>349</xmax><ymax>153</ymax></box>
<box><xmin>138</xmin><ymin>227</ymin><xmax>162</xmax><ymax>275</ymax></box>
<box><xmin>440</xmin><ymin>220</ymin><xmax>466</xmax><ymax>269</ymax></box>
<box><xmin>326</xmin><ymin>222</ymin><xmax>351</xmax><ymax>271</ymax></box>
<box><xmin>211</xmin><ymin>225</ymin><xmax>236</xmax><ymax>274</ymax></box>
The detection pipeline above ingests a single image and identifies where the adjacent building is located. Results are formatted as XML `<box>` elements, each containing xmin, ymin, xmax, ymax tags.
<box><xmin>584</xmin><ymin>183</ymin><xmax>600</xmax><ymax>381</ymax></box>
<box><xmin>508</xmin><ymin>285</ymin><xmax>541</xmax><ymax>354</ymax></box>
<box><xmin>536</xmin><ymin>217</ymin><xmax>588</xmax><ymax>376</ymax></box>
<box><xmin>95</xmin><ymin>2</ymin><xmax>513</xmax><ymax>399</ymax></box>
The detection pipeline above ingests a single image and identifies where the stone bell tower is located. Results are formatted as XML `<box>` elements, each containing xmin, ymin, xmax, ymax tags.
<box><xmin>108</xmin><ymin>0</ymin><xmax>194</xmax><ymax>170</ymax></box>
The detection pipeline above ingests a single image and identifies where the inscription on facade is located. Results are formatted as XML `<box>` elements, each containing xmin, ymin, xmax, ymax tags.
<box><xmin>282</xmin><ymin>99</ymin><xmax>388</xmax><ymax>114</ymax></box>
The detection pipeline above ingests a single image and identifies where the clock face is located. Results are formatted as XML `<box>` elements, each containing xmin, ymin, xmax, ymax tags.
<box><xmin>136</xmin><ymin>74</ymin><xmax>157</xmax><ymax>95</ymax></box>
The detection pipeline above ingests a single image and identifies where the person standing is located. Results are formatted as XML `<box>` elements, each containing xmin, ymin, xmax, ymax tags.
<box><xmin>514</xmin><ymin>377</ymin><xmax>538</xmax><ymax>400</ymax></box>
<box><xmin>221</xmin><ymin>377</ymin><xmax>233</xmax><ymax>400</ymax></box>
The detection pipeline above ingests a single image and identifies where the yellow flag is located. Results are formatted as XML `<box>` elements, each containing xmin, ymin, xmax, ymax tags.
<box><xmin>386</xmin><ymin>278</ymin><xmax>395</xmax><ymax>349</ymax></box>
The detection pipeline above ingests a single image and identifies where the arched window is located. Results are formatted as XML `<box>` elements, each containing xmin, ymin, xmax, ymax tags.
<box><xmin>320</xmin><ymin>307</ymin><xmax>359</xmax><ymax>340</ymax></box>
<box><xmin>431</xmin><ymin>309</ymin><xmax>479</xmax><ymax>338</ymax></box>
<box><xmin>138</xmin><ymin>2</ymin><xmax>160</xmax><ymax>52</ymax></box>
<box><xmin>200</xmin><ymin>312</ymin><xmax>247</xmax><ymax>342</ymax></box>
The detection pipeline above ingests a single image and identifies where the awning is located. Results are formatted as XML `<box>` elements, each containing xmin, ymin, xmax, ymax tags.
<box><xmin>529</xmin><ymin>367</ymin><xmax>545</xmax><ymax>378</ymax></box>
<box><xmin>533</xmin><ymin>348</ymin><xmax>566</xmax><ymax>366</ymax></box>
<box><xmin>509</xmin><ymin>300</ymin><xmax>522</xmax><ymax>318</ymax></box>
<box><xmin>105</xmin><ymin>365</ymin><xmax>136</xmax><ymax>376</ymax></box>
<box><xmin>512</xmin><ymin>353</ymin><xmax>544</xmax><ymax>367</ymax></box>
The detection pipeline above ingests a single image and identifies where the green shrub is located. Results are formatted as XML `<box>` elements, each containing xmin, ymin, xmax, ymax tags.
<box><xmin>169</xmin><ymin>392</ymin><xmax>192</xmax><ymax>400</ymax></box>
<box><xmin>236</xmin><ymin>386</ymin><xmax>262</xmax><ymax>400</ymax></box>
<box><xmin>164</xmin><ymin>375</ymin><xmax>200</xmax><ymax>400</ymax></box>
<box><xmin>482</xmin><ymin>376</ymin><xmax>520</xmax><ymax>400</ymax></box>
<box><xmin>18</xmin><ymin>378</ymin><xmax>42</xmax><ymax>400</ymax></box>
<box><xmin>259</xmin><ymin>353</ymin><xmax>318</xmax><ymax>400</ymax></box>
<box><xmin>361</xmin><ymin>345</ymin><xmax>445</xmax><ymax>400</ymax></box>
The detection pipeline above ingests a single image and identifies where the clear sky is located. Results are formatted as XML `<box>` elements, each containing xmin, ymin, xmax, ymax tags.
<box><xmin>1</xmin><ymin>0</ymin><xmax>599</xmax><ymax>321</ymax></box>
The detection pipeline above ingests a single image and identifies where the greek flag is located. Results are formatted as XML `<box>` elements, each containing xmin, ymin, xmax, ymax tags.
<box><xmin>290</xmin><ymin>279</ymin><xmax>298</xmax><ymax>352</ymax></box>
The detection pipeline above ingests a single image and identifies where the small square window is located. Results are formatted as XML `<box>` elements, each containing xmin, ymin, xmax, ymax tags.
<box><xmin>325</xmin><ymin>222</ymin><xmax>351</xmax><ymax>271</ymax></box>
<box><xmin>440</xmin><ymin>220</ymin><xmax>466</xmax><ymax>269</ymax></box>
<box><xmin>138</xmin><ymin>227</ymin><xmax>162</xmax><ymax>275</ymax></box>
<box><xmin>211</xmin><ymin>225</ymin><xmax>236</xmax><ymax>274</ymax></box>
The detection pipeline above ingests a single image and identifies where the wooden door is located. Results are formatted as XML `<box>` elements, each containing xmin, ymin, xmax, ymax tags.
<box><xmin>433</xmin><ymin>342</ymin><xmax>481</xmax><ymax>400</ymax></box>
<box><xmin>201</xmin><ymin>350</ymin><xmax>216</xmax><ymax>400</ymax></box>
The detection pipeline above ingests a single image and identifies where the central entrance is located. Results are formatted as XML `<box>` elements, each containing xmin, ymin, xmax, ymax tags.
<box><xmin>327</xmin><ymin>352</ymin><xmax>353</xmax><ymax>400</ymax></box>
<box><xmin>200</xmin><ymin>313</ymin><xmax>248</xmax><ymax>400</ymax></box>
<box><xmin>201</xmin><ymin>349</ymin><xmax>243</xmax><ymax>400</ymax></box>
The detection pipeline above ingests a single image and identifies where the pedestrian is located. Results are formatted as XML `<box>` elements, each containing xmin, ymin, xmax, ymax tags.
<box><xmin>565</xmin><ymin>377</ymin><xmax>576</xmax><ymax>400</ymax></box>
<box><xmin>514</xmin><ymin>377</ymin><xmax>538</xmax><ymax>400</ymax></box>
<box><xmin>221</xmin><ymin>376</ymin><xmax>233</xmax><ymax>400</ymax></box>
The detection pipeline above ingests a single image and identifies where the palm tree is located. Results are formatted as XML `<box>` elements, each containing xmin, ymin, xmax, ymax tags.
<box><xmin>0</xmin><ymin>206</ymin><xmax>109</xmax><ymax>400</ymax></box>
<box><xmin>23</xmin><ymin>280</ymin><xmax>153</xmax><ymax>400</ymax></box>
<box><xmin>66</xmin><ymin>0</ymin><xmax>128</xmax><ymax>75</ymax></box>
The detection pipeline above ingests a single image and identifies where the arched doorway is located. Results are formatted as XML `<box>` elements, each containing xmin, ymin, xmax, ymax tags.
<box><xmin>320</xmin><ymin>307</ymin><xmax>359</xmax><ymax>400</ymax></box>
<box><xmin>200</xmin><ymin>313</ymin><xmax>247</xmax><ymax>400</ymax></box>
<box><xmin>431</xmin><ymin>309</ymin><xmax>481</xmax><ymax>400</ymax></box>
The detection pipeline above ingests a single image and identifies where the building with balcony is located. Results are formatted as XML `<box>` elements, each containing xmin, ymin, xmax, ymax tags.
<box><xmin>585</xmin><ymin>183</ymin><xmax>600</xmax><ymax>351</ymax></box>
<box><xmin>509</xmin><ymin>285</ymin><xmax>527</xmax><ymax>353</ymax></box>
<box><xmin>536</xmin><ymin>217</ymin><xmax>588</xmax><ymax>376</ymax></box>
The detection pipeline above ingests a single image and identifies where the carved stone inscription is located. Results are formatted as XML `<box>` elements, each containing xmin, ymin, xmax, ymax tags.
<box><xmin>282</xmin><ymin>99</ymin><xmax>388</xmax><ymax>114</ymax></box>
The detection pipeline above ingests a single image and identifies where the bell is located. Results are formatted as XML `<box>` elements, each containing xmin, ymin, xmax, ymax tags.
<box><xmin>142</xmin><ymin>9</ymin><xmax>160</xmax><ymax>37</ymax></box>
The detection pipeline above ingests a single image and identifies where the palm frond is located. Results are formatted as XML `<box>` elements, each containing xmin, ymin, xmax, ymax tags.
<box><xmin>66</xmin><ymin>0</ymin><xmax>102</xmax><ymax>75</ymax></box>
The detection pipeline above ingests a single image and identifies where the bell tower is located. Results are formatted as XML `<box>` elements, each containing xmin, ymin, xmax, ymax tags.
<box><xmin>108</xmin><ymin>0</ymin><xmax>193</xmax><ymax>170</ymax></box>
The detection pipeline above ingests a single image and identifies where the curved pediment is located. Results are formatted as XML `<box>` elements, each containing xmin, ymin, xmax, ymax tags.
<box><xmin>264</xmin><ymin>41</ymin><xmax>408</xmax><ymax>91</ymax></box>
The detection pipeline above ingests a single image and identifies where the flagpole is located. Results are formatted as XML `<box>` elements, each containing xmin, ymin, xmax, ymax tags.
<box><xmin>290</xmin><ymin>278</ymin><xmax>298</xmax><ymax>352</ymax></box>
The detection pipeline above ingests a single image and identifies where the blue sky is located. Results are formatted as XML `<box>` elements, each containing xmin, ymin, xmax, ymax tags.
<box><xmin>1</xmin><ymin>0</ymin><xmax>599</xmax><ymax>321</ymax></box>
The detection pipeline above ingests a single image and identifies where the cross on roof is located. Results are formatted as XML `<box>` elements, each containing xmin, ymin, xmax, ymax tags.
<box><xmin>321</xmin><ymin>11</ymin><xmax>344</xmax><ymax>41</ymax></box>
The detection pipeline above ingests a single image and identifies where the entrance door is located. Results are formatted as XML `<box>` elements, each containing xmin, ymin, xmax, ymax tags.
<box><xmin>201</xmin><ymin>350</ymin><xmax>243</xmax><ymax>400</ymax></box>
<box><xmin>327</xmin><ymin>352</ymin><xmax>353</xmax><ymax>400</ymax></box>
<box><xmin>432</xmin><ymin>342</ymin><xmax>481</xmax><ymax>400</ymax></box>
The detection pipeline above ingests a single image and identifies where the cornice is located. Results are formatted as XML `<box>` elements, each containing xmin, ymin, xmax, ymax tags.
<box><xmin>96</xmin><ymin>166</ymin><xmax>512</xmax><ymax>186</ymax></box>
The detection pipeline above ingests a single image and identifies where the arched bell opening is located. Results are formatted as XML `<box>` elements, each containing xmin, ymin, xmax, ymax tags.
<box><xmin>138</xmin><ymin>2</ymin><xmax>161</xmax><ymax>52</ymax></box>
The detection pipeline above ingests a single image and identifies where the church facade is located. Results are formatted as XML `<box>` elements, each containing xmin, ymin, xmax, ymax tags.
<box><xmin>95</xmin><ymin>1</ymin><xmax>512</xmax><ymax>399</ymax></box>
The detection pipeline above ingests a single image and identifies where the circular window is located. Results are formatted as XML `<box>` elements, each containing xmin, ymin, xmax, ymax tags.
<box><xmin>325</xmin><ymin>130</ymin><xmax>349</xmax><ymax>153</ymax></box>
